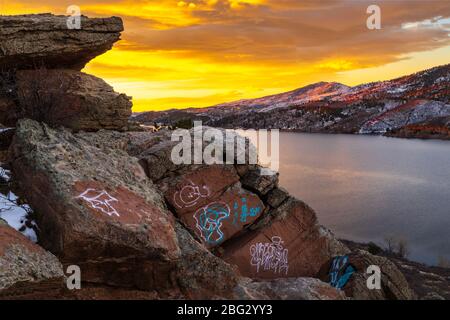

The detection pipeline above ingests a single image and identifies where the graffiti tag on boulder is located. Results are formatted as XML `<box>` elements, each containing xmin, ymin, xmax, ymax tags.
<box><xmin>193</xmin><ymin>202</ymin><xmax>230</xmax><ymax>245</ymax></box>
<box><xmin>250</xmin><ymin>236</ymin><xmax>289</xmax><ymax>275</ymax></box>
<box><xmin>232</xmin><ymin>197</ymin><xmax>261</xmax><ymax>225</ymax></box>
<box><xmin>76</xmin><ymin>189</ymin><xmax>120</xmax><ymax>217</ymax></box>
<box><xmin>174</xmin><ymin>181</ymin><xmax>211</xmax><ymax>209</ymax></box>
<box><xmin>329</xmin><ymin>255</ymin><xmax>356</xmax><ymax>289</ymax></box>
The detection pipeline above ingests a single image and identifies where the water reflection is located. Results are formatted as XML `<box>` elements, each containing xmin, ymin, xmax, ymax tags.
<box><xmin>249</xmin><ymin>131</ymin><xmax>450</xmax><ymax>265</ymax></box>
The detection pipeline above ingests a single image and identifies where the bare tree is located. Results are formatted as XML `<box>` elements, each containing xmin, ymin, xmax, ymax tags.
<box><xmin>16</xmin><ymin>67</ymin><xmax>73</xmax><ymax>127</ymax></box>
<box><xmin>384</xmin><ymin>236</ymin><xmax>396</xmax><ymax>254</ymax></box>
<box><xmin>384</xmin><ymin>235</ymin><xmax>410</xmax><ymax>258</ymax></box>
<box><xmin>397</xmin><ymin>239</ymin><xmax>410</xmax><ymax>258</ymax></box>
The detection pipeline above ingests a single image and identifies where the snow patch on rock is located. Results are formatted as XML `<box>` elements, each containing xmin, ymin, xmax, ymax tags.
<box><xmin>0</xmin><ymin>167</ymin><xmax>11</xmax><ymax>182</ymax></box>
<box><xmin>0</xmin><ymin>166</ymin><xmax>38</xmax><ymax>242</ymax></box>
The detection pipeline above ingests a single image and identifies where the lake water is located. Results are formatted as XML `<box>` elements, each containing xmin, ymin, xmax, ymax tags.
<box><xmin>269</xmin><ymin>133</ymin><xmax>450</xmax><ymax>265</ymax></box>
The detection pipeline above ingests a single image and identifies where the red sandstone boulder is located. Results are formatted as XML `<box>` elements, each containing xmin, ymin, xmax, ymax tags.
<box><xmin>128</xmin><ymin>130</ymin><xmax>346</xmax><ymax>277</ymax></box>
<box><xmin>15</xmin><ymin>69</ymin><xmax>132</xmax><ymax>132</ymax></box>
<box><xmin>221</xmin><ymin>197</ymin><xmax>348</xmax><ymax>279</ymax></box>
<box><xmin>0</xmin><ymin>219</ymin><xmax>64</xmax><ymax>297</ymax></box>
<box><xmin>9</xmin><ymin>119</ymin><xmax>180</xmax><ymax>290</ymax></box>
<box><xmin>160</xmin><ymin>165</ymin><xmax>240</xmax><ymax>213</ymax></box>
<box><xmin>158</xmin><ymin>166</ymin><xmax>266</xmax><ymax>248</ymax></box>
<box><xmin>127</xmin><ymin>130</ymin><xmax>277</xmax><ymax>250</ymax></box>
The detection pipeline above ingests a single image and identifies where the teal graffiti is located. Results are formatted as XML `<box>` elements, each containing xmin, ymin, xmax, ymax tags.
<box><xmin>233</xmin><ymin>198</ymin><xmax>261</xmax><ymax>225</ymax></box>
<box><xmin>194</xmin><ymin>202</ymin><xmax>230</xmax><ymax>245</ymax></box>
<box><xmin>329</xmin><ymin>256</ymin><xmax>356</xmax><ymax>289</ymax></box>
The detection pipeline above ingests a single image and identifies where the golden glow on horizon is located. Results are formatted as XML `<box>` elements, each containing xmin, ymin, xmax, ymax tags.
<box><xmin>1</xmin><ymin>0</ymin><xmax>450</xmax><ymax>111</ymax></box>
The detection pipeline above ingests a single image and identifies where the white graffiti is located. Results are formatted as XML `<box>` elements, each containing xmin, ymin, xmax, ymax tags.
<box><xmin>250</xmin><ymin>236</ymin><xmax>289</xmax><ymax>275</ymax></box>
<box><xmin>173</xmin><ymin>181</ymin><xmax>211</xmax><ymax>208</ymax></box>
<box><xmin>76</xmin><ymin>189</ymin><xmax>120</xmax><ymax>217</ymax></box>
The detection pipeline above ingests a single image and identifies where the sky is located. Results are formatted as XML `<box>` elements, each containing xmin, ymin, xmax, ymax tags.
<box><xmin>1</xmin><ymin>0</ymin><xmax>450</xmax><ymax>111</ymax></box>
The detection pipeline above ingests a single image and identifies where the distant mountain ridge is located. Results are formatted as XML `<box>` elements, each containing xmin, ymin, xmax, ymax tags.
<box><xmin>213</xmin><ymin>82</ymin><xmax>352</xmax><ymax>111</ymax></box>
<box><xmin>133</xmin><ymin>64</ymin><xmax>450</xmax><ymax>140</ymax></box>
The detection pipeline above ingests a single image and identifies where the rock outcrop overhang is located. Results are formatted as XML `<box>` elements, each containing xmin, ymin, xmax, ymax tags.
<box><xmin>0</xmin><ymin>14</ymin><xmax>123</xmax><ymax>70</ymax></box>
<box><xmin>0</xmin><ymin>13</ymin><xmax>417</xmax><ymax>300</ymax></box>
<box><xmin>0</xmin><ymin>14</ymin><xmax>132</xmax><ymax>131</ymax></box>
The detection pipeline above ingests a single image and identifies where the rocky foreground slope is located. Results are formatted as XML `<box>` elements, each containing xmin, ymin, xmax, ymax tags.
<box><xmin>135</xmin><ymin>64</ymin><xmax>450</xmax><ymax>140</ymax></box>
<box><xmin>1</xmin><ymin>118</ymin><xmax>417</xmax><ymax>300</ymax></box>
<box><xmin>0</xmin><ymin>14</ymin><xmax>429</xmax><ymax>300</ymax></box>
